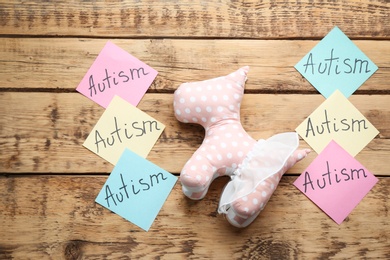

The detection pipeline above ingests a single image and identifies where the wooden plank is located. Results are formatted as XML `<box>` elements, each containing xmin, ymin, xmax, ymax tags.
<box><xmin>0</xmin><ymin>0</ymin><xmax>389</xmax><ymax>38</ymax></box>
<box><xmin>0</xmin><ymin>175</ymin><xmax>388</xmax><ymax>259</ymax></box>
<box><xmin>0</xmin><ymin>38</ymin><xmax>389</xmax><ymax>93</ymax></box>
<box><xmin>1</xmin><ymin>92</ymin><xmax>389</xmax><ymax>175</ymax></box>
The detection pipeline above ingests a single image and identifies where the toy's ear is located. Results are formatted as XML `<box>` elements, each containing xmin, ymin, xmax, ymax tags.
<box><xmin>226</xmin><ymin>66</ymin><xmax>249</xmax><ymax>89</ymax></box>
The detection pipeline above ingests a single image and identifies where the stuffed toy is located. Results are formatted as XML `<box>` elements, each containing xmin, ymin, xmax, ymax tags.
<box><xmin>174</xmin><ymin>66</ymin><xmax>310</xmax><ymax>227</ymax></box>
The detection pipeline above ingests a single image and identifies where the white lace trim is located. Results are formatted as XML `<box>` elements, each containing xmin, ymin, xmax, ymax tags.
<box><xmin>218</xmin><ymin>132</ymin><xmax>299</xmax><ymax>214</ymax></box>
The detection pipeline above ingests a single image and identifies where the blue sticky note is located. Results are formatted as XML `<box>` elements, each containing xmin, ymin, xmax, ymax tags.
<box><xmin>95</xmin><ymin>148</ymin><xmax>178</xmax><ymax>231</ymax></box>
<box><xmin>295</xmin><ymin>26</ymin><xmax>378</xmax><ymax>98</ymax></box>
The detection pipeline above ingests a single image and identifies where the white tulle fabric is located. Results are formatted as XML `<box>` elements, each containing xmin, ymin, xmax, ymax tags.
<box><xmin>218</xmin><ymin>132</ymin><xmax>299</xmax><ymax>215</ymax></box>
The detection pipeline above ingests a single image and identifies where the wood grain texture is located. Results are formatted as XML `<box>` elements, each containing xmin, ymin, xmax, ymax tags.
<box><xmin>0</xmin><ymin>175</ymin><xmax>389</xmax><ymax>259</ymax></box>
<box><xmin>1</xmin><ymin>0</ymin><xmax>389</xmax><ymax>258</ymax></box>
<box><xmin>0</xmin><ymin>0</ymin><xmax>389</xmax><ymax>38</ymax></box>
<box><xmin>1</xmin><ymin>92</ymin><xmax>389</xmax><ymax>174</ymax></box>
<box><xmin>0</xmin><ymin>38</ymin><xmax>389</xmax><ymax>93</ymax></box>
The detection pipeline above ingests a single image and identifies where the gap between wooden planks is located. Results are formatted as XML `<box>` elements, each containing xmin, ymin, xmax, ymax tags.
<box><xmin>0</xmin><ymin>92</ymin><xmax>388</xmax><ymax>175</ymax></box>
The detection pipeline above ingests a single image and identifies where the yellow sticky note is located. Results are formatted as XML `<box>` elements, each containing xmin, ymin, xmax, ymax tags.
<box><xmin>296</xmin><ymin>90</ymin><xmax>379</xmax><ymax>156</ymax></box>
<box><xmin>83</xmin><ymin>95</ymin><xmax>165</xmax><ymax>164</ymax></box>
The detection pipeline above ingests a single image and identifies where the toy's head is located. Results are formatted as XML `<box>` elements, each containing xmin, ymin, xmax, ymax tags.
<box><xmin>174</xmin><ymin>66</ymin><xmax>249</xmax><ymax>128</ymax></box>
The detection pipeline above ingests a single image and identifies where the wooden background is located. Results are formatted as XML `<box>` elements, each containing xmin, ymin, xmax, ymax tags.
<box><xmin>1</xmin><ymin>0</ymin><xmax>389</xmax><ymax>259</ymax></box>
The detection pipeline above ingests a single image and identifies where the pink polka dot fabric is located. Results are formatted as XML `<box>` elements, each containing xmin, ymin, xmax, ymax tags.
<box><xmin>174</xmin><ymin>66</ymin><xmax>310</xmax><ymax>227</ymax></box>
<box><xmin>174</xmin><ymin>66</ymin><xmax>256</xmax><ymax>199</ymax></box>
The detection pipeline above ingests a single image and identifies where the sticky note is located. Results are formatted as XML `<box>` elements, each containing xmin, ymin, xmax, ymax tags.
<box><xmin>295</xmin><ymin>90</ymin><xmax>379</xmax><ymax>156</ymax></box>
<box><xmin>294</xmin><ymin>140</ymin><xmax>378</xmax><ymax>224</ymax></box>
<box><xmin>295</xmin><ymin>26</ymin><xmax>378</xmax><ymax>98</ymax></box>
<box><xmin>77</xmin><ymin>41</ymin><xmax>158</xmax><ymax>108</ymax></box>
<box><xmin>83</xmin><ymin>95</ymin><xmax>165</xmax><ymax>164</ymax></box>
<box><xmin>95</xmin><ymin>148</ymin><xmax>178</xmax><ymax>231</ymax></box>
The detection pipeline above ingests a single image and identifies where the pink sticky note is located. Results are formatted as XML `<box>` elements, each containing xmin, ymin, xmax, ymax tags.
<box><xmin>294</xmin><ymin>140</ymin><xmax>378</xmax><ymax>224</ymax></box>
<box><xmin>77</xmin><ymin>41</ymin><xmax>158</xmax><ymax>108</ymax></box>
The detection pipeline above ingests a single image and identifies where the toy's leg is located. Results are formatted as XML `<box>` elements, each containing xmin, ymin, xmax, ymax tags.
<box><xmin>180</xmin><ymin>149</ymin><xmax>219</xmax><ymax>200</ymax></box>
<box><xmin>226</xmin><ymin>149</ymin><xmax>310</xmax><ymax>227</ymax></box>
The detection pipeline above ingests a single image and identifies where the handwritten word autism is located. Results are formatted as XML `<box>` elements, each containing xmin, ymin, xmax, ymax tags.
<box><xmin>104</xmin><ymin>172</ymin><xmax>168</xmax><ymax>208</ymax></box>
<box><xmin>305</xmin><ymin>109</ymin><xmax>368</xmax><ymax>138</ymax></box>
<box><xmin>302</xmin><ymin>161</ymin><xmax>367</xmax><ymax>193</ymax></box>
<box><xmin>94</xmin><ymin>116</ymin><xmax>161</xmax><ymax>153</ymax></box>
<box><xmin>303</xmin><ymin>49</ymin><xmax>373</xmax><ymax>76</ymax></box>
<box><xmin>89</xmin><ymin>68</ymin><xmax>149</xmax><ymax>97</ymax></box>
